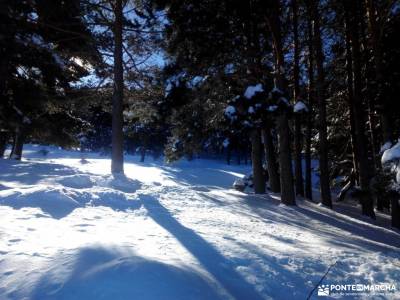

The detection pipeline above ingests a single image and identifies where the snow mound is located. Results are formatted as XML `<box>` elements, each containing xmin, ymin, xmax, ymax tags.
<box><xmin>98</xmin><ymin>174</ymin><xmax>141</xmax><ymax>193</ymax></box>
<box><xmin>0</xmin><ymin>187</ymin><xmax>81</xmax><ymax>219</ymax></box>
<box><xmin>58</xmin><ymin>174</ymin><xmax>95</xmax><ymax>189</ymax></box>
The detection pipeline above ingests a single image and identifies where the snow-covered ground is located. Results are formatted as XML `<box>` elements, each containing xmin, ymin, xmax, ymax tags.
<box><xmin>0</xmin><ymin>145</ymin><xmax>399</xmax><ymax>299</ymax></box>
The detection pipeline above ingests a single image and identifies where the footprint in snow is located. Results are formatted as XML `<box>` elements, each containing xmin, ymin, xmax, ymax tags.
<box><xmin>192</xmin><ymin>186</ymin><xmax>210</xmax><ymax>192</ymax></box>
<box><xmin>3</xmin><ymin>271</ymin><xmax>13</xmax><ymax>276</ymax></box>
<box><xmin>8</xmin><ymin>239</ymin><xmax>22</xmax><ymax>243</ymax></box>
<box><xmin>73</xmin><ymin>224</ymin><xmax>94</xmax><ymax>227</ymax></box>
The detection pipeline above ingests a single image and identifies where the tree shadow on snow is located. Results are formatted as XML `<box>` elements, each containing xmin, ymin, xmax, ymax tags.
<box><xmin>141</xmin><ymin>194</ymin><xmax>264</xmax><ymax>300</ymax></box>
<box><xmin>29</xmin><ymin>246</ymin><xmax>226</xmax><ymax>300</ymax></box>
<box><xmin>232</xmin><ymin>193</ymin><xmax>400</xmax><ymax>254</ymax></box>
<box><xmin>158</xmin><ymin>165</ymin><xmax>248</xmax><ymax>191</ymax></box>
<box><xmin>0</xmin><ymin>159</ymin><xmax>78</xmax><ymax>186</ymax></box>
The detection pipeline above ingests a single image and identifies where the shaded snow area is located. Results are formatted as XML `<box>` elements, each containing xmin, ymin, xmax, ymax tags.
<box><xmin>0</xmin><ymin>145</ymin><xmax>399</xmax><ymax>300</ymax></box>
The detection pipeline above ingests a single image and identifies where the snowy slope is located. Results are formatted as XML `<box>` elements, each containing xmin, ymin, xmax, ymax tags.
<box><xmin>0</xmin><ymin>145</ymin><xmax>399</xmax><ymax>300</ymax></box>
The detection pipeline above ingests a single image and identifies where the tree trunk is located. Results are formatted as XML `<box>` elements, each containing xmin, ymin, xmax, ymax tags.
<box><xmin>262</xmin><ymin>128</ymin><xmax>280</xmax><ymax>193</ymax></box>
<box><xmin>309</xmin><ymin>0</ymin><xmax>332</xmax><ymax>207</ymax></box>
<box><xmin>365</xmin><ymin>0</ymin><xmax>392</xmax><ymax>144</ymax></box>
<box><xmin>226</xmin><ymin>144</ymin><xmax>231</xmax><ymax>165</ymax></box>
<box><xmin>111</xmin><ymin>0</ymin><xmax>124</xmax><ymax>174</ymax></box>
<box><xmin>304</xmin><ymin>11</ymin><xmax>314</xmax><ymax>201</ymax></box>
<box><xmin>267</xmin><ymin>0</ymin><xmax>295</xmax><ymax>205</ymax></box>
<box><xmin>292</xmin><ymin>0</ymin><xmax>304</xmax><ymax>197</ymax></box>
<box><xmin>251</xmin><ymin>129</ymin><xmax>265</xmax><ymax>194</ymax></box>
<box><xmin>10</xmin><ymin>127</ymin><xmax>26</xmax><ymax>160</ymax></box>
<box><xmin>244</xmin><ymin>143</ymin><xmax>248</xmax><ymax>165</ymax></box>
<box><xmin>304</xmin><ymin>111</ymin><xmax>313</xmax><ymax>200</ymax></box>
<box><xmin>140</xmin><ymin>146</ymin><xmax>146</xmax><ymax>162</ymax></box>
<box><xmin>390</xmin><ymin>191</ymin><xmax>400</xmax><ymax>229</ymax></box>
<box><xmin>345</xmin><ymin>0</ymin><xmax>375</xmax><ymax>218</ymax></box>
<box><xmin>344</xmin><ymin>13</ymin><xmax>361</xmax><ymax>183</ymax></box>
<box><xmin>0</xmin><ymin>131</ymin><xmax>8</xmax><ymax>158</ymax></box>
<box><xmin>277</xmin><ymin>115</ymin><xmax>295</xmax><ymax>205</ymax></box>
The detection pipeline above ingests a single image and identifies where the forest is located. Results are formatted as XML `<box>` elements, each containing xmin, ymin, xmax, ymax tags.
<box><xmin>0</xmin><ymin>0</ymin><xmax>400</xmax><ymax>299</ymax></box>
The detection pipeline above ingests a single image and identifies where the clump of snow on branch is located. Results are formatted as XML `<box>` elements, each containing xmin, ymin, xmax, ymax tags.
<box><xmin>244</xmin><ymin>83</ymin><xmax>263</xmax><ymax>99</ymax></box>
<box><xmin>294</xmin><ymin>101</ymin><xmax>308</xmax><ymax>113</ymax></box>
<box><xmin>382</xmin><ymin>140</ymin><xmax>400</xmax><ymax>165</ymax></box>
<box><xmin>223</xmin><ymin>138</ymin><xmax>230</xmax><ymax>148</ymax></box>
<box><xmin>224</xmin><ymin>105</ymin><xmax>236</xmax><ymax>120</ymax></box>
<box><xmin>382</xmin><ymin>140</ymin><xmax>400</xmax><ymax>185</ymax></box>
<box><xmin>380</xmin><ymin>141</ymin><xmax>393</xmax><ymax>154</ymax></box>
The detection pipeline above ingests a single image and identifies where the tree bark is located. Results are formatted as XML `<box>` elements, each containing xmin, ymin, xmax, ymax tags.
<box><xmin>10</xmin><ymin>127</ymin><xmax>26</xmax><ymax>160</ymax></box>
<box><xmin>267</xmin><ymin>0</ymin><xmax>295</xmax><ymax>205</ymax></box>
<box><xmin>344</xmin><ymin>0</ymin><xmax>375</xmax><ymax>218</ymax></box>
<box><xmin>365</xmin><ymin>0</ymin><xmax>392</xmax><ymax>144</ymax></box>
<box><xmin>390</xmin><ymin>191</ymin><xmax>400</xmax><ymax>229</ymax></box>
<box><xmin>309</xmin><ymin>0</ymin><xmax>332</xmax><ymax>207</ymax></box>
<box><xmin>262</xmin><ymin>128</ymin><xmax>280</xmax><ymax>193</ymax></box>
<box><xmin>304</xmin><ymin>11</ymin><xmax>314</xmax><ymax>201</ymax></box>
<box><xmin>344</xmin><ymin>13</ymin><xmax>361</xmax><ymax>183</ymax></box>
<box><xmin>251</xmin><ymin>129</ymin><xmax>265</xmax><ymax>194</ymax></box>
<box><xmin>0</xmin><ymin>131</ymin><xmax>7</xmax><ymax>158</ymax></box>
<box><xmin>226</xmin><ymin>143</ymin><xmax>231</xmax><ymax>165</ymax></box>
<box><xmin>140</xmin><ymin>146</ymin><xmax>146</xmax><ymax>162</ymax></box>
<box><xmin>111</xmin><ymin>0</ymin><xmax>124</xmax><ymax>174</ymax></box>
<box><xmin>292</xmin><ymin>0</ymin><xmax>304</xmax><ymax>197</ymax></box>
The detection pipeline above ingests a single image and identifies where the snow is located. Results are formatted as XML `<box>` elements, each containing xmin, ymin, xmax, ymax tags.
<box><xmin>380</xmin><ymin>141</ymin><xmax>393</xmax><ymax>154</ymax></box>
<box><xmin>382</xmin><ymin>140</ymin><xmax>400</xmax><ymax>164</ymax></box>
<box><xmin>222</xmin><ymin>138</ymin><xmax>229</xmax><ymax>148</ymax></box>
<box><xmin>244</xmin><ymin>84</ymin><xmax>263</xmax><ymax>99</ymax></box>
<box><xmin>224</xmin><ymin>64</ymin><xmax>235</xmax><ymax>75</ymax></box>
<box><xmin>52</xmin><ymin>53</ymin><xmax>65</xmax><ymax>68</ymax></box>
<box><xmin>293</xmin><ymin>101</ymin><xmax>308</xmax><ymax>113</ymax></box>
<box><xmin>0</xmin><ymin>145</ymin><xmax>399</xmax><ymax>299</ymax></box>
<box><xmin>382</xmin><ymin>141</ymin><xmax>400</xmax><ymax>185</ymax></box>
<box><xmin>224</xmin><ymin>105</ymin><xmax>236</xmax><ymax>120</ymax></box>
